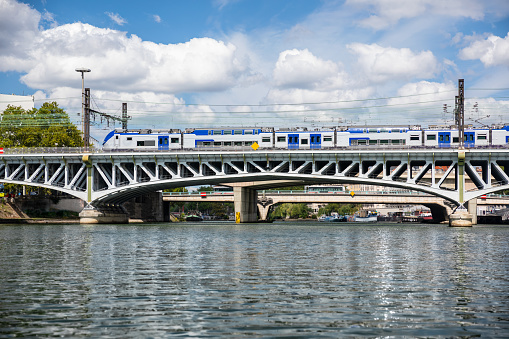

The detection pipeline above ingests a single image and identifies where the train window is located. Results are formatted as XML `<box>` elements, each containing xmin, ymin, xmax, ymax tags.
<box><xmin>410</xmin><ymin>135</ymin><xmax>419</xmax><ymax>141</ymax></box>
<box><xmin>203</xmin><ymin>142</ymin><xmax>211</xmax><ymax>146</ymax></box>
<box><xmin>244</xmin><ymin>141</ymin><xmax>253</xmax><ymax>146</ymax></box>
<box><xmin>369</xmin><ymin>140</ymin><xmax>378</xmax><ymax>145</ymax></box>
<box><xmin>277</xmin><ymin>136</ymin><xmax>286</xmax><ymax>142</ymax></box>
<box><xmin>368</xmin><ymin>129</ymin><xmax>377</xmax><ymax>133</ymax></box>
<box><xmin>445</xmin><ymin>135</ymin><xmax>450</xmax><ymax>142</ymax></box>
<box><xmin>391</xmin><ymin>140</ymin><xmax>400</xmax><ymax>144</ymax></box>
<box><xmin>478</xmin><ymin>135</ymin><xmax>487</xmax><ymax>140</ymax></box>
<box><xmin>234</xmin><ymin>130</ymin><xmax>242</xmax><ymax>135</ymax></box>
<box><xmin>439</xmin><ymin>135</ymin><xmax>444</xmax><ymax>142</ymax></box>
<box><xmin>140</xmin><ymin>140</ymin><xmax>155</xmax><ymax>146</ymax></box>
<box><xmin>453</xmin><ymin>137</ymin><xmax>459</xmax><ymax>143</ymax></box>
<box><xmin>301</xmin><ymin>139</ymin><xmax>308</xmax><ymax>145</ymax></box>
<box><xmin>224</xmin><ymin>141</ymin><xmax>232</xmax><ymax>146</ymax></box>
<box><xmin>392</xmin><ymin>129</ymin><xmax>400</xmax><ymax>132</ymax></box>
<box><xmin>127</xmin><ymin>137</ymin><xmax>132</xmax><ymax>141</ymax></box>
<box><xmin>358</xmin><ymin>140</ymin><xmax>367</xmax><ymax>145</ymax></box>
<box><xmin>244</xmin><ymin>130</ymin><xmax>253</xmax><ymax>135</ymax></box>
<box><xmin>380</xmin><ymin>140</ymin><xmax>389</xmax><ymax>144</ymax></box>
<box><xmin>234</xmin><ymin>141</ymin><xmax>243</xmax><ymax>146</ymax></box>
<box><xmin>324</xmin><ymin>136</ymin><xmax>332</xmax><ymax>142</ymax></box>
<box><xmin>262</xmin><ymin>137</ymin><xmax>271</xmax><ymax>143</ymax></box>
<box><xmin>427</xmin><ymin>134</ymin><xmax>436</xmax><ymax>141</ymax></box>
<box><xmin>254</xmin><ymin>130</ymin><xmax>259</xmax><ymax>135</ymax></box>
<box><xmin>171</xmin><ymin>138</ymin><xmax>179</xmax><ymax>143</ymax></box>
<box><xmin>316</xmin><ymin>136</ymin><xmax>320</xmax><ymax>142</ymax></box>
<box><xmin>213</xmin><ymin>130</ymin><xmax>222</xmax><ymax>135</ymax></box>
<box><xmin>214</xmin><ymin>142</ymin><xmax>222</xmax><ymax>146</ymax></box>
<box><xmin>224</xmin><ymin>130</ymin><xmax>232</xmax><ymax>135</ymax></box>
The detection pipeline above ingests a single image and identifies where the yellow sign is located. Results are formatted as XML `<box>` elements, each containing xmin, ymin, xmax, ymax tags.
<box><xmin>235</xmin><ymin>212</ymin><xmax>241</xmax><ymax>223</ymax></box>
<box><xmin>350</xmin><ymin>191</ymin><xmax>355</xmax><ymax>197</ymax></box>
<box><xmin>251</xmin><ymin>142</ymin><xmax>259</xmax><ymax>150</ymax></box>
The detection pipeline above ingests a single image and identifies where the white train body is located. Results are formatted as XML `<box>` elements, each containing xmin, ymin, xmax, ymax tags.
<box><xmin>102</xmin><ymin>126</ymin><xmax>509</xmax><ymax>151</ymax></box>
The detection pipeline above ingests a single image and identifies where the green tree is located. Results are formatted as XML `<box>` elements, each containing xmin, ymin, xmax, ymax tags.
<box><xmin>0</xmin><ymin>102</ymin><xmax>83</xmax><ymax>148</ymax></box>
<box><xmin>271</xmin><ymin>203</ymin><xmax>310</xmax><ymax>219</ymax></box>
<box><xmin>317</xmin><ymin>203</ymin><xmax>359</xmax><ymax>216</ymax></box>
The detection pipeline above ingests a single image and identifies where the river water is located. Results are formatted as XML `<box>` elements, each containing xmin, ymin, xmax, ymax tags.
<box><xmin>0</xmin><ymin>222</ymin><xmax>508</xmax><ymax>338</ymax></box>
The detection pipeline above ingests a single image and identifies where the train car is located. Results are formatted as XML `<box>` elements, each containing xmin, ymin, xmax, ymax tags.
<box><xmin>101</xmin><ymin>124</ymin><xmax>509</xmax><ymax>151</ymax></box>
<box><xmin>273</xmin><ymin>128</ymin><xmax>335</xmax><ymax>149</ymax></box>
<box><xmin>182</xmin><ymin>127</ymin><xmax>273</xmax><ymax>149</ymax></box>
<box><xmin>337</xmin><ymin>126</ymin><xmax>417</xmax><ymax>147</ymax></box>
<box><xmin>102</xmin><ymin>129</ymin><xmax>182</xmax><ymax>151</ymax></box>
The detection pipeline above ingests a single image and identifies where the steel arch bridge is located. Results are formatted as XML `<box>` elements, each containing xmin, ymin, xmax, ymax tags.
<box><xmin>1</xmin><ymin>148</ymin><xmax>509</xmax><ymax>222</ymax></box>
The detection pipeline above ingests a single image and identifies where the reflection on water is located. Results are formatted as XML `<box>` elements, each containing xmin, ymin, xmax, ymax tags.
<box><xmin>0</xmin><ymin>223</ymin><xmax>508</xmax><ymax>337</ymax></box>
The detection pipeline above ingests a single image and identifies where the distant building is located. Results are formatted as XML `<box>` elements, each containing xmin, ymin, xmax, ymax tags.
<box><xmin>0</xmin><ymin>94</ymin><xmax>34</xmax><ymax>112</ymax></box>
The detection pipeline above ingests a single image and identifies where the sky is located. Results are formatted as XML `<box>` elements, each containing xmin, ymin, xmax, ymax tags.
<box><xmin>1</xmin><ymin>0</ymin><xmax>509</xmax><ymax>141</ymax></box>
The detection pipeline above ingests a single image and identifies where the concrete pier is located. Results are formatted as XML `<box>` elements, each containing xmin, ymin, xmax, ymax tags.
<box><xmin>233</xmin><ymin>187</ymin><xmax>258</xmax><ymax>223</ymax></box>
<box><xmin>449</xmin><ymin>207</ymin><xmax>473</xmax><ymax>227</ymax></box>
<box><xmin>79</xmin><ymin>204</ymin><xmax>129</xmax><ymax>224</ymax></box>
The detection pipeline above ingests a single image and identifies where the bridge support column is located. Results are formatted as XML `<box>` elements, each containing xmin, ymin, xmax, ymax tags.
<box><xmin>449</xmin><ymin>206</ymin><xmax>473</xmax><ymax>227</ymax></box>
<box><xmin>234</xmin><ymin>187</ymin><xmax>258</xmax><ymax>223</ymax></box>
<box><xmin>467</xmin><ymin>199</ymin><xmax>477</xmax><ymax>225</ymax></box>
<box><xmin>79</xmin><ymin>204</ymin><xmax>129</xmax><ymax>224</ymax></box>
<box><xmin>257</xmin><ymin>196</ymin><xmax>274</xmax><ymax>221</ymax></box>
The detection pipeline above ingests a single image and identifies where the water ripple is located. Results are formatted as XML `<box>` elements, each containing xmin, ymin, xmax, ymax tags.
<box><xmin>0</xmin><ymin>223</ymin><xmax>508</xmax><ymax>337</ymax></box>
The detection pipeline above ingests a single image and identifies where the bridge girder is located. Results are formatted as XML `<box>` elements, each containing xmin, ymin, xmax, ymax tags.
<box><xmin>0</xmin><ymin>149</ymin><xmax>508</xmax><ymax>208</ymax></box>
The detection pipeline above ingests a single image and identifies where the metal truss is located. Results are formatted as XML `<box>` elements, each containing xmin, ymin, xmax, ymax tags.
<box><xmin>1</xmin><ymin>149</ymin><xmax>508</xmax><ymax>207</ymax></box>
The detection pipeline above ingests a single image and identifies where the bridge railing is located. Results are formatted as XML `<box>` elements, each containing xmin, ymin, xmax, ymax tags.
<box><xmin>4</xmin><ymin>144</ymin><xmax>509</xmax><ymax>154</ymax></box>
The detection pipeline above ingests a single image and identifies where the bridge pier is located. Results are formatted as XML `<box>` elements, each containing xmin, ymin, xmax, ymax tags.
<box><xmin>257</xmin><ymin>196</ymin><xmax>274</xmax><ymax>221</ymax></box>
<box><xmin>79</xmin><ymin>204</ymin><xmax>129</xmax><ymax>224</ymax></box>
<box><xmin>467</xmin><ymin>199</ymin><xmax>477</xmax><ymax>225</ymax></box>
<box><xmin>234</xmin><ymin>187</ymin><xmax>258</xmax><ymax>223</ymax></box>
<box><xmin>449</xmin><ymin>206</ymin><xmax>473</xmax><ymax>227</ymax></box>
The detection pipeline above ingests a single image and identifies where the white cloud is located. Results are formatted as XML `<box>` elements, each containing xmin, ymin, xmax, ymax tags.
<box><xmin>459</xmin><ymin>33</ymin><xmax>509</xmax><ymax>67</ymax></box>
<box><xmin>388</xmin><ymin>81</ymin><xmax>456</xmax><ymax>106</ymax></box>
<box><xmin>273</xmin><ymin>49</ymin><xmax>348</xmax><ymax>90</ymax></box>
<box><xmin>153</xmin><ymin>14</ymin><xmax>161</xmax><ymax>23</ymax></box>
<box><xmin>347</xmin><ymin>43</ymin><xmax>438</xmax><ymax>82</ymax></box>
<box><xmin>346</xmin><ymin>0</ymin><xmax>484</xmax><ymax>30</ymax></box>
<box><xmin>0</xmin><ymin>0</ymin><xmax>40</xmax><ymax>71</ymax></box>
<box><xmin>12</xmin><ymin>22</ymin><xmax>248</xmax><ymax>94</ymax></box>
<box><xmin>106</xmin><ymin>12</ymin><xmax>127</xmax><ymax>26</ymax></box>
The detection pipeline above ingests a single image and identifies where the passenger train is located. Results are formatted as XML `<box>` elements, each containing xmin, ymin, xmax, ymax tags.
<box><xmin>102</xmin><ymin>125</ymin><xmax>509</xmax><ymax>151</ymax></box>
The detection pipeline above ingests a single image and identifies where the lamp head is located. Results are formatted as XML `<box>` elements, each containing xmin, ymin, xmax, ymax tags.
<box><xmin>75</xmin><ymin>68</ymin><xmax>91</xmax><ymax>73</ymax></box>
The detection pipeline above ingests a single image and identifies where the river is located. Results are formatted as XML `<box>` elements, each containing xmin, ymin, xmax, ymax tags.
<box><xmin>0</xmin><ymin>222</ymin><xmax>508</xmax><ymax>338</ymax></box>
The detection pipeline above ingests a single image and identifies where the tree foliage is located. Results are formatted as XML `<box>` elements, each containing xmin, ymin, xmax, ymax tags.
<box><xmin>0</xmin><ymin>102</ymin><xmax>83</xmax><ymax>148</ymax></box>
<box><xmin>317</xmin><ymin>203</ymin><xmax>359</xmax><ymax>216</ymax></box>
<box><xmin>271</xmin><ymin>203</ymin><xmax>311</xmax><ymax>219</ymax></box>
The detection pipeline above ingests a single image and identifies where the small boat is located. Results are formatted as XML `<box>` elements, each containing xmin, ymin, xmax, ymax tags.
<box><xmin>319</xmin><ymin>213</ymin><xmax>347</xmax><ymax>222</ymax></box>
<box><xmin>354</xmin><ymin>211</ymin><xmax>378</xmax><ymax>222</ymax></box>
<box><xmin>185</xmin><ymin>212</ymin><xmax>203</xmax><ymax>222</ymax></box>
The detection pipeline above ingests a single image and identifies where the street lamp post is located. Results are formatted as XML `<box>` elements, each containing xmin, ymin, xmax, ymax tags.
<box><xmin>75</xmin><ymin>68</ymin><xmax>91</xmax><ymax>150</ymax></box>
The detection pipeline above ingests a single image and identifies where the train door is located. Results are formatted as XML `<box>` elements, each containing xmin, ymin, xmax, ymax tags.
<box><xmin>158</xmin><ymin>136</ymin><xmax>169</xmax><ymax>150</ymax></box>
<box><xmin>288</xmin><ymin>134</ymin><xmax>299</xmax><ymax>149</ymax></box>
<box><xmin>464</xmin><ymin>132</ymin><xmax>475</xmax><ymax>147</ymax></box>
<box><xmin>438</xmin><ymin>132</ymin><xmax>451</xmax><ymax>147</ymax></box>
<box><xmin>310</xmin><ymin>134</ymin><xmax>321</xmax><ymax>149</ymax></box>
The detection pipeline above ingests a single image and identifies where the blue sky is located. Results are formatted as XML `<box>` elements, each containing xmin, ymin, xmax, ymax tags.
<box><xmin>1</xmin><ymin>0</ymin><xmax>509</xmax><ymax>139</ymax></box>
